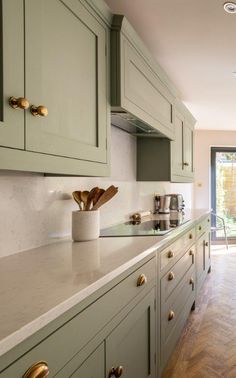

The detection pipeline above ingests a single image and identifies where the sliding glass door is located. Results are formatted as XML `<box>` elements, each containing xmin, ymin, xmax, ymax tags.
<box><xmin>211</xmin><ymin>147</ymin><xmax>236</xmax><ymax>242</ymax></box>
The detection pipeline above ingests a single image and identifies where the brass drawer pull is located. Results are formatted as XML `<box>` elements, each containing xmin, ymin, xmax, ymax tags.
<box><xmin>109</xmin><ymin>366</ymin><xmax>124</xmax><ymax>377</ymax></box>
<box><xmin>137</xmin><ymin>274</ymin><xmax>147</xmax><ymax>287</ymax></box>
<box><xmin>189</xmin><ymin>249</ymin><xmax>194</xmax><ymax>263</ymax></box>
<box><xmin>9</xmin><ymin>96</ymin><xmax>29</xmax><ymax>110</ymax></box>
<box><xmin>30</xmin><ymin>105</ymin><xmax>48</xmax><ymax>117</ymax></box>
<box><xmin>168</xmin><ymin>310</ymin><xmax>175</xmax><ymax>321</ymax></box>
<box><xmin>22</xmin><ymin>361</ymin><xmax>49</xmax><ymax>378</ymax></box>
<box><xmin>167</xmin><ymin>250</ymin><xmax>174</xmax><ymax>258</ymax></box>
<box><xmin>168</xmin><ymin>271</ymin><xmax>175</xmax><ymax>281</ymax></box>
<box><xmin>189</xmin><ymin>277</ymin><xmax>195</xmax><ymax>290</ymax></box>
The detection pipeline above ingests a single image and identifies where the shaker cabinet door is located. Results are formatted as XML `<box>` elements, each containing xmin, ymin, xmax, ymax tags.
<box><xmin>25</xmin><ymin>0</ymin><xmax>107</xmax><ymax>163</ymax></box>
<box><xmin>0</xmin><ymin>0</ymin><xmax>25</xmax><ymax>149</ymax></box>
<box><xmin>70</xmin><ymin>344</ymin><xmax>105</xmax><ymax>378</ymax></box>
<box><xmin>106</xmin><ymin>289</ymin><xmax>156</xmax><ymax>378</ymax></box>
<box><xmin>183</xmin><ymin>120</ymin><xmax>194</xmax><ymax>178</ymax></box>
<box><xmin>171</xmin><ymin>110</ymin><xmax>184</xmax><ymax>178</ymax></box>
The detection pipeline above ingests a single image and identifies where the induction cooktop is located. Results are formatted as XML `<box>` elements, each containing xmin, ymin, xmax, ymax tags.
<box><xmin>100</xmin><ymin>217</ymin><xmax>190</xmax><ymax>237</ymax></box>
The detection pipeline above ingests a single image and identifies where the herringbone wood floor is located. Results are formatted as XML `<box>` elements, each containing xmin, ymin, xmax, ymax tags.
<box><xmin>162</xmin><ymin>245</ymin><xmax>236</xmax><ymax>378</ymax></box>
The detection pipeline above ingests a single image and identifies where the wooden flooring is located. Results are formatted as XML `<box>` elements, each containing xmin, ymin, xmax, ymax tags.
<box><xmin>162</xmin><ymin>245</ymin><xmax>236</xmax><ymax>378</ymax></box>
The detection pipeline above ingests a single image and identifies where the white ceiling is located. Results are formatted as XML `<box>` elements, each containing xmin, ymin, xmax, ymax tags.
<box><xmin>105</xmin><ymin>0</ymin><xmax>236</xmax><ymax>130</ymax></box>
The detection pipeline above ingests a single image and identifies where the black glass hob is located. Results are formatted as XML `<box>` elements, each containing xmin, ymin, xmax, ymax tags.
<box><xmin>100</xmin><ymin>217</ymin><xmax>190</xmax><ymax>237</ymax></box>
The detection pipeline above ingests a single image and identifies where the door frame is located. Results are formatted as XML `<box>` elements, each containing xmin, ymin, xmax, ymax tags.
<box><xmin>211</xmin><ymin>146</ymin><xmax>236</xmax><ymax>243</ymax></box>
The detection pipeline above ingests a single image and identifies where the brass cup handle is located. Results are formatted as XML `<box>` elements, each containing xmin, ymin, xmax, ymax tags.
<box><xmin>30</xmin><ymin>105</ymin><xmax>48</xmax><ymax>117</ymax></box>
<box><xmin>189</xmin><ymin>277</ymin><xmax>195</xmax><ymax>290</ymax></box>
<box><xmin>137</xmin><ymin>274</ymin><xmax>147</xmax><ymax>287</ymax></box>
<box><xmin>9</xmin><ymin>96</ymin><xmax>29</xmax><ymax>110</ymax></box>
<box><xmin>168</xmin><ymin>310</ymin><xmax>175</xmax><ymax>321</ymax></box>
<box><xmin>109</xmin><ymin>366</ymin><xmax>124</xmax><ymax>378</ymax></box>
<box><xmin>167</xmin><ymin>250</ymin><xmax>174</xmax><ymax>258</ymax></box>
<box><xmin>168</xmin><ymin>271</ymin><xmax>175</xmax><ymax>281</ymax></box>
<box><xmin>22</xmin><ymin>361</ymin><xmax>49</xmax><ymax>378</ymax></box>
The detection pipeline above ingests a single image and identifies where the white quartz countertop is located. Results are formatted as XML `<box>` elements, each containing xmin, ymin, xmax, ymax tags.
<box><xmin>0</xmin><ymin>209</ymin><xmax>210</xmax><ymax>358</ymax></box>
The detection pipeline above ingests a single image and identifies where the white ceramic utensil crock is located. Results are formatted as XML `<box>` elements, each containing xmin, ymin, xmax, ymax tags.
<box><xmin>72</xmin><ymin>210</ymin><xmax>100</xmax><ymax>241</ymax></box>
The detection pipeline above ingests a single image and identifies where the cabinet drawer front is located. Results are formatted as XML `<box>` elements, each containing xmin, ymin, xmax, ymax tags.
<box><xmin>1</xmin><ymin>258</ymin><xmax>156</xmax><ymax>377</ymax></box>
<box><xmin>161</xmin><ymin>246</ymin><xmax>195</xmax><ymax>301</ymax></box>
<box><xmin>122</xmin><ymin>38</ymin><xmax>174</xmax><ymax>138</ymax></box>
<box><xmin>160</xmin><ymin>227</ymin><xmax>196</xmax><ymax>271</ymax></box>
<box><xmin>196</xmin><ymin>215</ymin><xmax>211</xmax><ymax>238</ymax></box>
<box><xmin>161</xmin><ymin>264</ymin><xmax>195</xmax><ymax>345</ymax></box>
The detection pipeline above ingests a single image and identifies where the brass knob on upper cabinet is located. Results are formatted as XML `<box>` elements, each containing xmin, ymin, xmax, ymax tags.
<box><xmin>30</xmin><ymin>105</ymin><xmax>48</xmax><ymax>117</ymax></box>
<box><xmin>168</xmin><ymin>310</ymin><xmax>175</xmax><ymax>321</ymax></box>
<box><xmin>205</xmin><ymin>241</ymin><xmax>209</xmax><ymax>247</ymax></box>
<box><xmin>168</xmin><ymin>271</ymin><xmax>175</xmax><ymax>281</ymax></box>
<box><xmin>22</xmin><ymin>361</ymin><xmax>49</xmax><ymax>378</ymax></box>
<box><xmin>109</xmin><ymin>366</ymin><xmax>124</xmax><ymax>377</ymax></box>
<box><xmin>199</xmin><ymin>225</ymin><xmax>202</xmax><ymax>231</ymax></box>
<box><xmin>9</xmin><ymin>96</ymin><xmax>29</xmax><ymax>110</ymax></box>
<box><xmin>167</xmin><ymin>250</ymin><xmax>174</xmax><ymax>258</ymax></box>
<box><xmin>189</xmin><ymin>233</ymin><xmax>193</xmax><ymax>239</ymax></box>
<box><xmin>137</xmin><ymin>274</ymin><xmax>147</xmax><ymax>287</ymax></box>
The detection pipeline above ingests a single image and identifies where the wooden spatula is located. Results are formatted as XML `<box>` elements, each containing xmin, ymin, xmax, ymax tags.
<box><xmin>92</xmin><ymin>185</ymin><xmax>118</xmax><ymax>210</ymax></box>
<box><xmin>85</xmin><ymin>187</ymin><xmax>99</xmax><ymax>210</ymax></box>
<box><xmin>80</xmin><ymin>191</ymin><xmax>89</xmax><ymax>210</ymax></box>
<box><xmin>92</xmin><ymin>188</ymin><xmax>105</xmax><ymax>207</ymax></box>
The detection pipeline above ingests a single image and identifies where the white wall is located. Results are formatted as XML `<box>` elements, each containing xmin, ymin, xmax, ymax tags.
<box><xmin>194</xmin><ymin>130</ymin><xmax>236</xmax><ymax>209</ymax></box>
<box><xmin>0</xmin><ymin>126</ymin><xmax>193</xmax><ymax>257</ymax></box>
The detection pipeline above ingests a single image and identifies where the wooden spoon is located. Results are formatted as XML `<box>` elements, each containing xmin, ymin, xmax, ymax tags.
<box><xmin>92</xmin><ymin>185</ymin><xmax>118</xmax><ymax>210</ymax></box>
<box><xmin>72</xmin><ymin>191</ymin><xmax>83</xmax><ymax>211</ymax></box>
<box><xmin>80</xmin><ymin>191</ymin><xmax>89</xmax><ymax>210</ymax></box>
<box><xmin>85</xmin><ymin>187</ymin><xmax>99</xmax><ymax>211</ymax></box>
<box><xmin>92</xmin><ymin>188</ymin><xmax>105</xmax><ymax>207</ymax></box>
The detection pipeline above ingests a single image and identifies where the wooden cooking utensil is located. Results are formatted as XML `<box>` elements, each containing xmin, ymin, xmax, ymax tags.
<box><xmin>72</xmin><ymin>191</ymin><xmax>83</xmax><ymax>211</ymax></box>
<box><xmin>85</xmin><ymin>187</ymin><xmax>99</xmax><ymax>211</ymax></box>
<box><xmin>92</xmin><ymin>185</ymin><xmax>118</xmax><ymax>210</ymax></box>
<box><xmin>80</xmin><ymin>191</ymin><xmax>89</xmax><ymax>210</ymax></box>
<box><xmin>92</xmin><ymin>188</ymin><xmax>105</xmax><ymax>207</ymax></box>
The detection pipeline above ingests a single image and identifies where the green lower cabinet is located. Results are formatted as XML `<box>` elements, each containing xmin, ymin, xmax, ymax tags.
<box><xmin>196</xmin><ymin>230</ymin><xmax>210</xmax><ymax>295</ymax></box>
<box><xmin>106</xmin><ymin>288</ymin><xmax>156</xmax><ymax>378</ymax></box>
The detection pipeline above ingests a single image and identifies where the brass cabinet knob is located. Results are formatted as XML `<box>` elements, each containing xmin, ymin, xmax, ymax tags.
<box><xmin>9</xmin><ymin>96</ymin><xmax>29</xmax><ymax>110</ymax></box>
<box><xmin>168</xmin><ymin>310</ymin><xmax>175</xmax><ymax>321</ymax></box>
<box><xmin>189</xmin><ymin>277</ymin><xmax>195</xmax><ymax>290</ymax></box>
<box><xmin>208</xmin><ymin>218</ymin><xmax>210</xmax><ymax>223</ymax></box>
<box><xmin>183</xmin><ymin>162</ymin><xmax>189</xmax><ymax>166</ymax></box>
<box><xmin>205</xmin><ymin>241</ymin><xmax>209</xmax><ymax>247</ymax></box>
<box><xmin>109</xmin><ymin>366</ymin><xmax>124</xmax><ymax>377</ymax></box>
<box><xmin>198</xmin><ymin>225</ymin><xmax>202</xmax><ymax>231</ymax></box>
<box><xmin>30</xmin><ymin>105</ymin><xmax>48</xmax><ymax>117</ymax></box>
<box><xmin>167</xmin><ymin>250</ymin><xmax>174</xmax><ymax>258</ymax></box>
<box><xmin>137</xmin><ymin>274</ymin><xmax>147</xmax><ymax>287</ymax></box>
<box><xmin>189</xmin><ymin>249</ymin><xmax>194</xmax><ymax>263</ymax></box>
<box><xmin>189</xmin><ymin>233</ymin><xmax>193</xmax><ymax>240</ymax></box>
<box><xmin>168</xmin><ymin>271</ymin><xmax>175</xmax><ymax>281</ymax></box>
<box><xmin>22</xmin><ymin>361</ymin><xmax>49</xmax><ymax>378</ymax></box>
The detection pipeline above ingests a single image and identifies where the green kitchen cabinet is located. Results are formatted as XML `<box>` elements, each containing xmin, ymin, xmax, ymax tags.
<box><xmin>69</xmin><ymin>344</ymin><xmax>105</xmax><ymax>378</ymax></box>
<box><xmin>106</xmin><ymin>288</ymin><xmax>156</xmax><ymax>378</ymax></box>
<box><xmin>0</xmin><ymin>0</ymin><xmax>111</xmax><ymax>176</ymax></box>
<box><xmin>196</xmin><ymin>230</ymin><xmax>211</xmax><ymax>295</ymax></box>
<box><xmin>137</xmin><ymin>101</ymin><xmax>196</xmax><ymax>182</ymax></box>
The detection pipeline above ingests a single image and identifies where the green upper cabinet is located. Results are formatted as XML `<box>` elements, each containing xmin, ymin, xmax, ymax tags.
<box><xmin>110</xmin><ymin>15</ymin><xmax>175</xmax><ymax>140</ymax></box>
<box><xmin>0</xmin><ymin>0</ymin><xmax>111</xmax><ymax>176</ymax></box>
<box><xmin>171</xmin><ymin>101</ymin><xmax>195</xmax><ymax>182</ymax></box>
<box><xmin>0</xmin><ymin>0</ymin><xmax>25</xmax><ymax>149</ymax></box>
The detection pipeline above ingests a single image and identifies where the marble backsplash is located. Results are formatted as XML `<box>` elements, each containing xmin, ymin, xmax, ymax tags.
<box><xmin>0</xmin><ymin>127</ymin><xmax>193</xmax><ymax>257</ymax></box>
